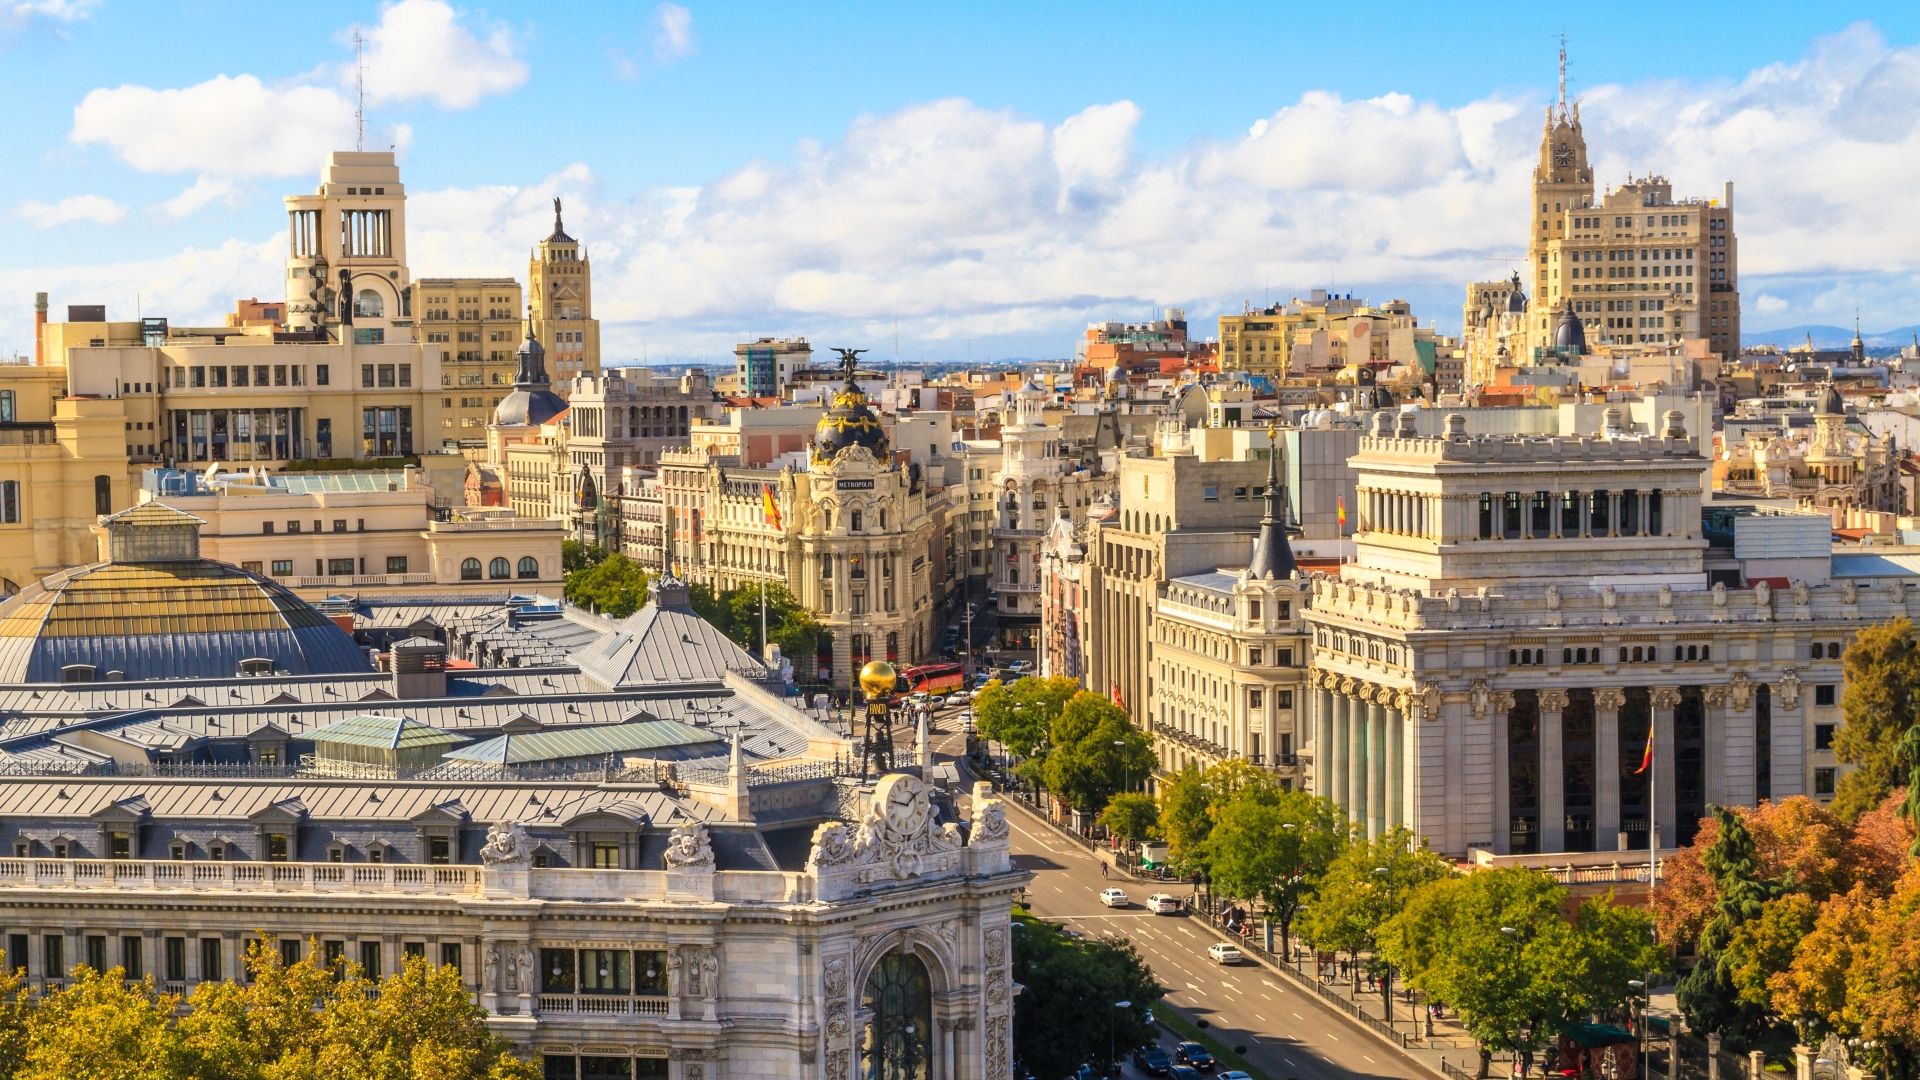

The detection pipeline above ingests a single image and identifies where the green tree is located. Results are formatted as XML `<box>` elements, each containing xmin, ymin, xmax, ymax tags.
<box><xmin>1379</xmin><ymin>870</ymin><xmax>1659</xmax><ymax>1078</ymax></box>
<box><xmin>1677</xmin><ymin>805</ymin><xmax>1781</xmax><ymax>1049</ymax></box>
<box><xmin>1833</xmin><ymin>618</ymin><xmax>1920</xmax><ymax>821</ymax></box>
<box><xmin>1724</xmin><ymin>894</ymin><xmax>1819</xmax><ymax>1012</ymax></box>
<box><xmin>1201</xmin><ymin>785</ymin><xmax>1345</xmax><ymax>959</ymax></box>
<box><xmin>1010</xmin><ymin>915</ymin><xmax>1164</xmax><ymax>1078</ymax></box>
<box><xmin>563</xmin><ymin>552</ymin><xmax>650</xmax><ymax>618</ymax></box>
<box><xmin>1041</xmin><ymin>692</ymin><xmax>1155</xmax><ymax>814</ymax></box>
<box><xmin>1154</xmin><ymin>759</ymin><xmax>1275</xmax><ymax>874</ymax></box>
<box><xmin>688</xmin><ymin>583</ymin><xmax>729</xmax><ymax>632</ymax></box>
<box><xmin>0</xmin><ymin>948</ymin><xmax>29</xmax><ymax>1078</ymax></box>
<box><xmin>561</xmin><ymin>538</ymin><xmax>610</xmax><ymax>574</ymax></box>
<box><xmin>1300</xmin><ymin>827</ymin><xmax>1449</xmax><ymax>1017</ymax></box>
<box><xmin>19</xmin><ymin>967</ymin><xmax>187</xmax><ymax>1080</ymax></box>
<box><xmin>973</xmin><ymin>675</ymin><xmax>1080</xmax><ymax>759</ymax></box>
<box><xmin>1097</xmin><ymin>792</ymin><xmax>1159</xmax><ymax>844</ymax></box>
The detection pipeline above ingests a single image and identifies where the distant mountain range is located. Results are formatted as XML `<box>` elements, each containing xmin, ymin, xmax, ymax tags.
<box><xmin>1742</xmin><ymin>324</ymin><xmax>1920</xmax><ymax>351</ymax></box>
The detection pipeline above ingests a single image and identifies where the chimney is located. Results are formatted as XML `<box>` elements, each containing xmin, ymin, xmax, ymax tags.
<box><xmin>33</xmin><ymin>292</ymin><xmax>47</xmax><ymax>366</ymax></box>
<box><xmin>390</xmin><ymin>637</ymin><xmax>449</xmax><ymax>699</ymax></box>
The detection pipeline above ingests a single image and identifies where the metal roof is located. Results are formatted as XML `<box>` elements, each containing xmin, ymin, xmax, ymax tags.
<box><xmin>444</xmin><ymin>719</ymin><xmax>724</xmax><ymax>765</ymax></box>
<box><xmin>1830</xmin><ymin>553</ymin><xmax>1920</xmax><ymax>578</ymax></box>
<box><xmin>307</xmin><ymin>714</ymin><xmax>467</xmax><ymax>750</ymax></box>
<box><xmin>272</xmin><ymin>472</ymin><xmax>409</xmax><ymax>494</ymax></box>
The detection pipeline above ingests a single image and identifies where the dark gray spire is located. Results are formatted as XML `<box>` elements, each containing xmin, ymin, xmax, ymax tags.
<box><xmin>1245</xmin><ymin>425</ymin><xmax>1297</xmax><ymax>581</ymax></box>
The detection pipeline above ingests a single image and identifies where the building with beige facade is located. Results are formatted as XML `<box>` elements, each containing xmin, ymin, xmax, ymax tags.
<box><xmin>1527</xmin><ymin>58</ymin><xmax>1739</xmax><ymax>361</ymax></box>
<box><xmin>417</xmin><ymin>277</ymin><xmax>524</xmax><ymax>445</ymax></box>
<box><xmin>527</xmin><ymin>200</ymin><xmax>600</xmax><ymax>389</ymax></box>
<box><xmin>1218</xmin><ymin>291</ymin><xmax>1450</xmax><ymax>386</ymax></box>
<box><xmin>1303</xmin><ymin>407</ymin><xmax>1877</xmax><ymax>864</ymax></box>
<box><xmin>135</xmin><ymin>466</ymin><xmax>562</xmax><ymax>597</ymax></box>
<box><xmin>734</xmin><ymin>338</ymin><xmax>813</xmax><ymax>399</ymax></box>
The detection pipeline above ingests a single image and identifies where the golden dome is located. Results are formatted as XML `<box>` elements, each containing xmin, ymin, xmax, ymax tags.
<box><xmin>858</xmin><ymin>660</ymin><xmax>899</xmax><ymax>699</ymax></box>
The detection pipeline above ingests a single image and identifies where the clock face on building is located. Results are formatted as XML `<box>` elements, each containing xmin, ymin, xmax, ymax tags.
<box><xmin>1553</xmin><ymin>142</ymin><xmax>1574</xmax><ymax>167</ymax></box>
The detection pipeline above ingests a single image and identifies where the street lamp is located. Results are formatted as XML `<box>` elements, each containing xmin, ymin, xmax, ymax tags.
<box><xmin>1110</xmin><ymin>999</ymin><xmax>1133</xmax><ymax>1079</ymax></box>
<box><xmin>1112</xmin><ymin>739</ymin><xmax>1129</xmax><ymax>793</ymax></box>
<box><xmin>1374</xmin><ymin>867</ymin><xmax>1394</xmax><ymax>1028</ymax></box>
<box><xmin>1628</xmin><ymin>979</ymin><xmax>1648</xmax><ymax>1076</ymax></box>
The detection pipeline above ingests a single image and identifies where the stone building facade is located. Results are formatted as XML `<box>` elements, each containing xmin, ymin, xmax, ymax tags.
<box><xmin>1304</xmin><ymin>409</ymin><xmax>1871</xmax><ymax>860</ymax></box>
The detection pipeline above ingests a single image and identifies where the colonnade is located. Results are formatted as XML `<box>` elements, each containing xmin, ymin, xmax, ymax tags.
<box><xmin>1311</xmin><ymin>672</ymin><xmax>1411</xmax><ymax>841</ymax></box>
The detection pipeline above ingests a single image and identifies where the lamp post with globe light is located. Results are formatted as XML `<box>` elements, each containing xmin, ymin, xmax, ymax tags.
<box><xmin>857</xmin><ymin>660</ymin><xmax>900</xmax><ymax>776</ymax></box>
<box><xmin>1110</xmin><ymin>1000</ymin><xmax>1132</xmax><ymax>1079</ymax></box>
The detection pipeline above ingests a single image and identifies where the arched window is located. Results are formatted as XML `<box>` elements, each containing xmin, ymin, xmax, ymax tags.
<box><xmin>488</xmin><ymin>557</ymin><xmax>510</xmax><ymax>580</ymax></box>
<box><xmin>851</xmin><ymin>509</ymin><xmax>863</xmax><ymax>532</ymax></box>
<box><xmin>860</xmin><ymin>951</ymin><xmax>932</xmax><ymax>1080</ymax></box>
<box><xmin>354</xmin><ymin>289</ymin><xmax>384</xmax><ymax>319</ymax></box>
<box><xmin>886</xmin><ymin>631</ymin><xmax>898</xmax><ymax>662</ymax></box>
<box><xmin>517</xmin><ymin>556</ymin><xmax>539</xmax><ymax>579</ymax></box>
<box><xmin>460</xmin><ymin>558</ymin><xmax>481</xmax><ymax>581</ymax></box>
<box><xmin>94</xmin><ymin>474</ymin><xmax>112</xmax><ymax>516</ymax></box>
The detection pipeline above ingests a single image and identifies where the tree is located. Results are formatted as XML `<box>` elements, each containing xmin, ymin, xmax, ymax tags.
<box><xmin>1723</xmin><ymin>894</ymin><xmax>1818</xmax><ymax>1012</ymax></box>
<box><xmin>1041</xmin><ymin>693</ymin><xmax>1155</xmax><ymax>814</ymax></box>
<box><xmin>1299</xmin><ymin>826</ymin><xmax>1449</xmax><ymax>1024</ymax></box>
<box><xmin>17</xmin><ymin>967</ymin><xmax>187</xmax><ymax>1080</ymax></box>
<box><xmin>1678</xmin><ymin>806</ymin><xmax>1781</xmax><ymax>1049</ymax></box>
<box><xmin>1010</xmin><ymin>915</ymin><xmax>1164</xmax><ymax>1078</ymax></box>
<box><xmin>1775</xmin><ymin>866</ymin><xmax>1920</xmax><ymax>1076</ymax></box>
<box><xmin>0</xmin><ymin>950</ymin><xmax>29</xmax><ymax>1078</ymax></box>
<box><xmin>1379</xmin><ymin>870</ymin><xmax>1659</xmax><ymax>1079</ymax></box>
<box><xmin>1202</xmin><ymin>785</ymin><xmax>1345</xmax><ymax>959</ymax></box>
<box><xmin>1155</xmin><ymin>759</ymin><xmax>1277</xmax><ymax>874</ymax></box>
<box><xmin>1773</xmin><ymin>881</ymin><xmax>1875</xmax><ymax>1039</ymax></box>
<box><xmin>1097</xmin><ymin>792</ymin><xmax>1159</xmax><ymax>845</ymax></box>
<box><xmin>563</xmin><ymin>552</ymin><xmax>650</xmax><ymax>617</ymax></box>
<box><xmin>973</xmin><ymin>675</ymin><xmax>1079</xmax><ymax>760</ymax></box>
<box><xmin>561</xmin><ymin>538</ymin><xmax>610</xmax><ymax>574</ymax></box>
<box><xmin>1833</xmin><ymin>618</ymin><xmax>1920</xmax><ymax>821</ymax></box>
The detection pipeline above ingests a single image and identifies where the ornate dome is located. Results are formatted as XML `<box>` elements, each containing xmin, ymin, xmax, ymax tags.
<box><xmin>494</xmin><ymin>326</ymin><xmax>568</xmax><ymax>428</ymax></box>
<box><xmin>1554</xmin><ymin>304</ymin><xmax>1587</xmax><ymax>352</ymax></box>
<box><xmin>0</xmin><ymin>504</ymin><xmax>367</xmax><ymax>682</ymax></box>
<box><xmin>1506</xmin><ymin>271</ymin><xmax>1528</xmax><ymax>313</ymax></box>
<box><xmin>1814</xmin><ymin>382</ymin><xmax>1844</xmax><ymax>417</ymax></box>
<box><xmin>812</xmin><ymin>347</ymin><xmax>889</xmax><ymax>464</ymax></box>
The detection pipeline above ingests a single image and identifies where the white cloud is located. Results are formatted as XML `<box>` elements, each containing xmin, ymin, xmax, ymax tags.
<box><xmin>355</xmin><ymin>0</ymin><xmax>527</xmax><ymax>109</ymax></box>
<box><xmin>71</xmin><ymin>74</ymin><xmax>356</xmax><ymax>177</ymax></box>
<box><xmin>2</xmin><ymin>0</ymin><xmax>97</xmax><ymax>31</ymax></box>
<box><xmin>1753</xmin><ymin>294</ymin><xmax>1790</xmax><ymax>316</ymax></box>
<box><xmin>162</xmin><ymin>177</ymin><xmax>239</xmax><ymax>219</ymax></box>
<box><xmin>14</xmin><ymin>194</ymin><xmax>124</xmax><ymax>228</ymax></box>
<box><xmin>653</xmin><ymin>3</ymin><xmax>694</xmax><ymax>62</ymax></box>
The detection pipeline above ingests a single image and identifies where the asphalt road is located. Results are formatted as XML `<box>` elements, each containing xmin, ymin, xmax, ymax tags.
<box><xmin>917</xmin><ymin>705</ymin><xmax>1420</xmax><ymax>1080</ymax></box>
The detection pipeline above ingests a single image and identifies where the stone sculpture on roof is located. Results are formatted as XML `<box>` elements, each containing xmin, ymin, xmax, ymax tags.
<box><xmin>479</xmin><ymin>820</ymin><xmax>532</xmax><ymax>866</ymax></box>
<box><xmin>663</xmin><ymin>819</ymin><xmax>715</xmax><ymax>870</ymax></box>
<box><xmin>806</xmin><ymin>773</ymin><xmax>970</xmax><ymax>886</ymax></box>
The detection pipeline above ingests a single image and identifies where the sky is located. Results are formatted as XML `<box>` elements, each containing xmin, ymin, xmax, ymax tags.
<box><xmin>4</xmin><ymin>1</ymin><xmax>1920</xmax><ymax>365</ymax></box>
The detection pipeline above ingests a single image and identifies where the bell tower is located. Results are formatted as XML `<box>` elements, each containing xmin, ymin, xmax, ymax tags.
<box><xmin>1529</xmin><ymin>38</ymin><xmax>1594</xmax><ymax>346</ymax></box>
<box><xmin>527</xmin><ymin>198</ymin><xmax>602</xmax><ymax>393</ymax></box>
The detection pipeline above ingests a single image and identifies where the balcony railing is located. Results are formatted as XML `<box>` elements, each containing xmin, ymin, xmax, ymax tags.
<box><xmin>286</xmin><ymin>572</ymin><xmax>439</xmax><ymax>588</ymax></box>
<box><xmin>535</xmin><ymin>994</ymin><xmax>670</xmax><ymax>1017</ymax></box>
<box><xmin>0</xmin><ymin>857</ymin><xmax>482</xmax><ymax>895</ymax></box>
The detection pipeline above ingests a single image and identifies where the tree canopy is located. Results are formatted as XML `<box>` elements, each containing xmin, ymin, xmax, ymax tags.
<box><xmin>1155</xmin><ymin>759</ymin><xmax>1279</xmax><ymax>874</ymax></box>
<box><xmin>0</xmin><ymin>940</ymin><xmax>537</xmax><ymax>1080</ymax></box>
<box><xmin>1202</xmin><ymin>784</ymin><xmax>1347</xmax><ymax>957</ymax></box>
<box><xmin>562</xmin><ymin>552</ymin><xmax>650</xmax><ymax>618</ymax></box>
<box><xmin>973</xmin><ymin>675</ymin><xmax>1080</xmax><ymax>759</ymax></box>
<box><xmin>687</xmin><ymin>582</ymin><xmax>820</xmax><ymax>667</ymax></box>
<box><xmin>1298</xmin><ymin>827</ymin><xmax>1449</xmax><ymax>961</ymax></box>
<box><xmin>1677</xmin><ymin>806</ymin><xmax>1781</xmax><ymax>1047</ymax></box>
<box><xmin>1097</xmin><ymin>792</ymin><xmax>1159</xmax><ymax>843</ymax></box>
<box><xmin>1010</xmin><ymin>915</ymin><xmax>1164</xmax><ymax>1078</ymax></box>
<box><xmin>561</xmin><ymin>538</ymin><xmax>610</xmax><ymax>575</ymax></box>
<box><xmin>1834</xmin><ymin>618</ymin><xmax>1920</xmax><ymax>821</ymax></box>
<box><xmin>1041</xmin><ymin>692</ymin><xmax>1156</xmax><ymax>814</ymax></box>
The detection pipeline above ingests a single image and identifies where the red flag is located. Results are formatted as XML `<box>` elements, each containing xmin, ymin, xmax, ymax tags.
<box><xmin>1633</xmin><ymin>718</ymin><xmax>1654</xmax><ymax>775</ymax></box>
<box><xmin>1110</xmin><ymin>682</ymin><xmax>1125</xmax><ymax>710</ymax></box>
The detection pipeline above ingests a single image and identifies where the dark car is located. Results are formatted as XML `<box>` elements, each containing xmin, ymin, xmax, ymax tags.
<box><xmin>1168</xmin><ymin>1066</ymin><xmax>1204</xmax><ymax>1080</ymax></box>
<box><xmin>1133</xmin><ymin>1043</ymin><xmax>1173</xmax><ymax>1075</ymax></box>
<box><xmin>1175</xmin><ymin>1040</ymin><xmax>1215</xmax><ymax>1071</ymax></box>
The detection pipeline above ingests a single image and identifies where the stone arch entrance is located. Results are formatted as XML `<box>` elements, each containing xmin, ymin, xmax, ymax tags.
<box><xmin>859</xmin><ymin>949</ymin><xmax>933</xmax><ymax>1079</ymax></box>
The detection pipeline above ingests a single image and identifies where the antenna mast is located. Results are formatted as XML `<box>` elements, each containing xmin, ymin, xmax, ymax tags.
<box><xmin>353</xmin><ymin>29</ymin><xmax>366</xmax><ymax>151</ymax></box>
<box><xmin>1551</xmin><ymin>33</ymin><xmax>1566</xmax><ymax>116</ymax></box>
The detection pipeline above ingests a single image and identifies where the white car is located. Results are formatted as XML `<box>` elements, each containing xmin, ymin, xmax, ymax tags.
<box><xmin>1146</xmin><ymin>893</ymin><xmax>1182</xmax><ymax>914</ymax></box>
<box><xmin>1007</xmin><ymin>660</ymin><xmax>1034</xmax><ymax>673</ymax></box>
<box><xmin>1207</xmin><ymin>942</ymin><xmax>1244</xmax><ymax>965</ymax></box>
<box><xmin>1219</xmin><ymin>1073</ymin><xmax>1254</xmax><ymax>1080</ymax></box>
<box><xmin>949</xmin><ymin>690</ymin><xmax>973</xmax><ymax>705</ymax></box>
<box><xmin>1098</xmin><ymin>888</ymin><xmax>1130</xmax><ymax>908</ymax></box>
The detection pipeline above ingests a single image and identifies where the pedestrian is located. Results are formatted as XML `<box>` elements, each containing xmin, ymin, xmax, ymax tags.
<box><xmin>1101</xmin><ymin>861</ymin><xmax>1109</xmax><ymax>879</ymax></box>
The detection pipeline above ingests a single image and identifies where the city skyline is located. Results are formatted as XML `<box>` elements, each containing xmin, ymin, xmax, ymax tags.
<box><xmin>3</xmin><ymin>2</ymin><xmax>1920</xmax><ymax>363</ymax></box>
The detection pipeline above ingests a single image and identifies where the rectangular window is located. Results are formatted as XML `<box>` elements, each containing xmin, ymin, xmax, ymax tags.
<box><xmin>1814</xmin><ymin>767</ymin><xmax>1836</xmax><ymax>796</ymax></box>
<box><xmin>359</xmin><ymin>940</ymin><xmax>381</xmax><ymax>978</ymax></box>
<box><xmin>241</xmin><ymin>560</ymin><xmax>263</xmax><ymax>573</ymax></box>
<box><xmin>578</xmin><ymin>949</ymin><xmax>631</xmax><ymax>995</ymax></box>
<box><xmin>1248</xmin><ymin>689</ymin><xmax>1264</xmax><ymax>710</ymax></box>
<box><xmin>1276</xmin><ymin>689</ymin><xmax>1294</xmax><ymax>709</ymax></box>
<box><xmin>403</xmin><ymin>941</ymin><xmax>426</xmax><ymax>962</ymax></box>
<box><xmin>428</xmin><ymin>837</ymin><xmax>451</xmax><ymax>865</ymax></box>
<box><xmin>109</xmin><ymin>831</ymin><xmax>131</xmax><ymax>859</ymax></box>
<box><xmin>386</xmin><ymin>556</ymin><xmax>409</xmax><ymax>574</ymax></box>
<box><xmin>200</xmin><ymin>938</ymin><xmax>221</xmax><ymax>983</ymax></box>
<box><xmin>332</xmin><ymin>519</ymin><xmax>347</xmax><ymax>533</ymax></box>
<box><xmin>1814</xmin><ymin>685</ymin><xmax>1836</xmax><ymax>707</ymax></box>
<box><xmin>361</xmin><ymin>364</ymin><xmax>375</xmax><ymax>389</ymax></box>
<box><xmin>44</xmin><ymin>935</ymin><xmax>63</xmax><ymax>979</ymax></box>
<box><xmin>266</xmin><ymin>834</ymin><xmax>289</xmax><ymax>862</ymax></box>
<box><xmin>7</xmin><ymin>933</ymin><xmax>26</xmax><ymax>977</ymax></box>
<box><xmin>439</xmin><ymin>942</ymin><xmax>461</xmax><ymax>971</ymax></box>
<box><xmin>1248</xmin><ymin>648</ymin><xmax>1263</xmax><ymax>667</ymax></box>
<box><xmin>85</xmin><ymin>935</ymin><xmax>106</xmax><ymax>973</ymax></box>
<box><xmin>165</xmin><ymin>937</ymin><xmax>186</xmax><ymax>982</ymax></box>
<box><xmin>0</xmin><ymin>390</ymin><xmax>13</xmax><ymax>423</ymax></box>
<box><xmin>323</xmin><ymin>940</ymin><xmax>346</xmax><ymax>974</ymax></box>
<box><xmin>279</xmin><ymin>939</ymin><xmax>302</xmax><ymax>969</ymax></box>
<box><xmin>315</xmin><ymin>364</ymin><xmax>329</xmax><ymax>386</ymax></box>
<box><xmin>327</xmin><ymin>558</ymin><xmax>355</xmax><ymax>576</ymax></box>
<box><xmin>122</xmin><ymin>937</ymin><xmax>143</xmax><ymax>980</ymax></box>
<box><xmin>0</xmin><ymin>480</ymin><xmax>19</xmax><ymax>524</ymax></box>
<box><xmin>591</xmin><ymin>842</ymin><xmax>621</xmax><ymax>869</ymax></box>
<box><xmin>271</xmin><ymin>559</ymin><xmax>292</xmax><ymax>576</ymax></box>
<box><xmin>541</xmin><ymin>948</ymin><xmax>576</xmax><ymax>993</ymax></box>
<box><xmin>1814</xmin><ymin>723</ymin><xmax>1836</xmax><ymax>751</ymax></box>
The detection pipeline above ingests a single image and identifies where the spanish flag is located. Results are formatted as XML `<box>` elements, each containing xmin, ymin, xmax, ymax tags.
<box><xmin>1633</xmin><ymin>718</ymin><xmax>1655</xmax><ymax>775</ymax></box>
<box><xmin>1337</xmin><ymin>496</ymin><xmax>1348</xmax><ymax>529</ymax></box>
<box><xmin>761</xmin><ymin>484</ymin><xmax>783</xmax><ymax>530</ymax></box>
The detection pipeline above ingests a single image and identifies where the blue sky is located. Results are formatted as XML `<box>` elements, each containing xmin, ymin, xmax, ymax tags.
<box><xmin>4</xmin><ymin>1</ymin><xmax>1920</xmax><ymax>363</ymax></box>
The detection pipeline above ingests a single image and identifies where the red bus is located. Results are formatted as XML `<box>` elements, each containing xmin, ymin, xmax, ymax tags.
<box><xmin>903</xmin><ymin>662</ymin><xmax>965</xmax><ymax>695</ymax></box>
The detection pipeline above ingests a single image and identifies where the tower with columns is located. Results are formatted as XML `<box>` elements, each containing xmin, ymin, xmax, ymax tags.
<box><xmin>1305</xmin><ymin>407</ymin><xmax>1877</xmax><ymax>859</ymax></box>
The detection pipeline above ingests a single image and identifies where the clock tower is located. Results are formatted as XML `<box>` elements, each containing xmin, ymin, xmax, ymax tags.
<box><xmin>1528</xmin><ymin>40</ymin><xmax>1594</xmax><ymax>349</ymax></box>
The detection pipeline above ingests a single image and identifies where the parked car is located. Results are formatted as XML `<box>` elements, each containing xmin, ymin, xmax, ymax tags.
<box><xmin>1206</xmin><ymin>942</ymin><xmax>1243</xmax><ymax>965</ymax></box>
<box><xmin>1098</xmin><ymin>887</ymin><xmax>1130</xmax><ymax>908</ymax></box>
<box><xmin>1146</xmin><ymin>893</ymin><xmax>1182</xmax><ymax>914</ymax></box>
<box><xmin>1008</xmin><ymin>659</ymin><xmax>1035</xmax><ymax>673</ymax></box>
<box><xmin>1132</xmin><ymin>1043</ymin><xmax>1173</xmax><ymax>1076</ymax></box>
<box><xmin>1174</xmin><ymin>1041</ymin><xmax>1215</xmax><ymax>1071</ymax></box>
<box><xmin>1217</xmin><ymin>1072</ymin><xmax>1254</xmax><ymax>1080</ymax></box>
<box><xmin>1168</xmin><ymin>1066</ymin><xmax>1203</xmax><ymax>1080</ymax></box>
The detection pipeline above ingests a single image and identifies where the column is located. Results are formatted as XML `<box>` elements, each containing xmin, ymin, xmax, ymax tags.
<box><xmin>1538</xmin><ymin>689</ymin><xmax>1568</xmax><ymax>854</ymax></box>
<box><xmin>1652</xmin><ymin>687</ymin><xmax>1680</xmax><ymax>849</ymax></box>
<box><xmin>1385</xmin><ymin>702</ymin><xmax>1404</xmax><ymax>834</ymax></box>
<box><xmin>1490</xmin><ymin>692</ymin><xmax>1512</xmax><ymax>855</ymax></box>
<box><xmin>1316</xmin><ymin>684</ymin><xmax>1336</xmax><ymax>799</ymax></box>
<box><xmin>1330</xmin><ymin>690</ymin><xmax>1350</xmax><ymax>812</ymax></box>
<box><xmin>1595</xmin><ymin>689</ymin><xmax>1624</xmax><ymax>849</ymax></box>
<box><xmin>1367</xmin><ymin>697</ymin><xmax>1387</xmax><ymax>841</ymax></box>
<box><xmin>1345</xmin><ymin>685</ymin><xmax>1367</xmax><ymax>831</ymax></box>
<box><xmin>1720</xmin><ymin>677</ymin><xmax>1757</xmax><ymax>806</ymax></box>
<box><xmin>1703</xmin><ymin>687</ymin><xmax>1728</xmax><ymax>808</ymax></box>
<box><xmin>1770</xmin><ymin>674</ymin><xmax>1806</xmax><ymax>798</ymax></box>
